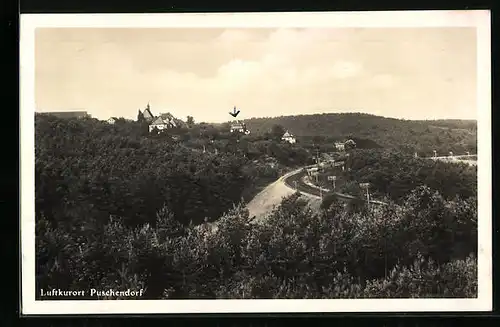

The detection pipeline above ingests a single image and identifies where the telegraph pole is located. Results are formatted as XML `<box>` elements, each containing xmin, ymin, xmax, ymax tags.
<box><xmin>328</xmin><ymin>175</ymin><xmax>336</xmax><ymax>191</ymax></box>
<box><xmin>384</xmin><ymin>215</ymin><xmax>387</xmax><ymax>278</ymax></box>
<box><xmin>366</xmin><ymin>187</ymin><xmax>370</xmax><ymax>211</ymax></box>
<box><xmin>360</xmin><ymin>183</ymin><xmax>370</xmax><ymax>211</ymax></box>
<box><xmin>366</xmin><ymin>188</ymin><xmax>370</xmax><ymax>208</ymax></box>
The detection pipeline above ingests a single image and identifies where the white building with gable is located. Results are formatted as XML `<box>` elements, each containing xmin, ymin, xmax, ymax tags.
<box><xmin>282</xmin><ymin>130</ymin><xmax>296</xmax><ymax>144</ymax></box>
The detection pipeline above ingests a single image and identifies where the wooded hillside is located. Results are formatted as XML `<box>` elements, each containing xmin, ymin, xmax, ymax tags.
<box><xmin>243</xmin><ymin>113</ymin><xmax>477</xmax><ymax>155</ymax></box>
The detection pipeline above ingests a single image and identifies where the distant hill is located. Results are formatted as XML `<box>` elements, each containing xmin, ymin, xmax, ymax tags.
<box><xmin>413</xmin><ymin>119</ymin><xmax>477</xmax><ymax>131</ymax></box>
<box><xmin>242</xmin><ymin>113</ymin><xmax>477</xmax><ymax>155</ymax></box>
<box><xmin>37</xmin><ymin>111</ymin><xmax>90</xmax><ymax>119</ymax></box>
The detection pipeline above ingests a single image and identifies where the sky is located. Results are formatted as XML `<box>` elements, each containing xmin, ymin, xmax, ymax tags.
<box><xmin>35</xmin><ymin>27</ymin><xmax>477</xmax><ymax>122</ymax></box>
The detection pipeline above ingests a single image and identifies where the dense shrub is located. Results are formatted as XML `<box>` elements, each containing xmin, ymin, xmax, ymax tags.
<box><xmin>36</xmin><ymin>187</ymin><xmax>477</xmax><ymax>299</ymax></box>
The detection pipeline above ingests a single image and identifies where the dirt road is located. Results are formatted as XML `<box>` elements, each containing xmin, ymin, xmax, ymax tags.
<box><xmin>246</xmin><ymin>154</ymin><xmax>475</xmax><ymax>224</ymax></box>
<box><xmin>246</xmin><ymin>164</ymin><xmax>389</xmax><ymax>222</ymax></box>
<box><xmin>245</xmin><ymin>167</ymin><xmax>321</xmax><ymax>223</ymax></box>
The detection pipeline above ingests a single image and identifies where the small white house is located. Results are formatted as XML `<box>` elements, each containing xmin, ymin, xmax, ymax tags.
<box><xmin>282</xmin><ymin>131</ymin><xmax>296</xmax><ymax>144</ymax></box>
<box><xmin>344</xmin><ymin>139</ymin><xmax>356</xmax><ymax>148</ymax></box>
<box><xmin>230</xmin><ymin>121</ymin><xmax>250</xmax><ymax>134</ymax></box>
<box><xmin>335</xmin><ymin>142</ymin><xmax>345</xmax><ymax>151</ymax></box>
<box><xmin>107</xmin><ymin>117</ymin><xmax>118</xmax><ymax>124</ymax></box>
<box><xmin>149</xmin><ymin>117</ymin><xmax>173</xmax><ymax>133</ymax></box>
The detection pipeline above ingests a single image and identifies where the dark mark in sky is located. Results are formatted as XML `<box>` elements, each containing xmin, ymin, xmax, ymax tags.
<box><xmin>229</xmin><ymin>106</ymin><xmax>240</xmax><ymax>118</ymax></box>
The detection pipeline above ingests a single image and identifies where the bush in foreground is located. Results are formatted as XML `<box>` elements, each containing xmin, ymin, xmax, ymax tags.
<box><xmin>36</xmin><ymin>187</ymin><xmax>477</xmax><ymax>299</ymax></box>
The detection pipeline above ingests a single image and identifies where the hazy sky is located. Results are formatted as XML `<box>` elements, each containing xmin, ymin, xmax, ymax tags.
<box><xmin>35</xmin><ymin>27</ymin><xmax>477</xmax><ymax>122</ymax></box>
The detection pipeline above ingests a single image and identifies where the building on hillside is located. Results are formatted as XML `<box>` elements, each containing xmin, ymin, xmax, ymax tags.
<box><xmin>38</xmin><ymin>111</ymin><xmax>90</xmax><ymax>119</ymax></box>
<box><xmin>159</xmin><ymin>113</ymin><xmax>187</xmax><ymax>128</ymax></box>
<box><xmin>334</xmin><ymin>142</ymin><xmax>345</xmax><ymax>152</ymax></box>
<box><xmin>149</xmin><ymin>116</ymin><xmax>174</xmax><ymax>133</ymax></box>
<box><xmin>281</xmin><ymin>130</ymin><xmax>296</xmax><ymax>144</ymax></box>
<box><xmin>141</xmin><ymin>103</ymin><xmax>155</xmax><ymax>122</ymax></box>
<box><xmin>335</xmin><ymin>139</ymin><xmax>356</xmax><ymax>152</ymax></box>
<box><xmin>107</xmin><ymin>117</ymin><xmax>118</xmax><ymax>124</ymax></box>
<box><xmin>148</xmin><ymin>112</ymin><xmax>186</xmax><ymax>133</ymax></box>
<box><xmin>230</xmin><ymin>121</ymin><xmax>250</xmax><ymax>134</ymax></box>
<box><xmin>344</xmin><ymin>139</ymin><xmax>356</xmax><ymax>148</ymax></box>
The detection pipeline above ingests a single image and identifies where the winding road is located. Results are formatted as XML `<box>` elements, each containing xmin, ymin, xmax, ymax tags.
<box><xmin>245</xmin><ymin>165</ymin><xmax>387</xmax><ymax>222</ymax></box>
<box><xmin>245</xmin><ymin>166</ymin><xmax>321</xmax><ymax>223</ymax></box>
<box><xmin>233</xmin><ymin>151</ymin><xmax>477</xmax><ymax>224</ymax></box>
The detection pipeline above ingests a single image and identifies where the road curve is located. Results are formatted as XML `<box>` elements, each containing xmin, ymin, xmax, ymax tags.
<box><xmin>282</xmin><ymin>169</ymin><xmax>388</xmax><ymax>205</ymax></box>
<box><xmin>247</xmin><ymin>154</ymin><xmax>475</xmax><ymax>220</ymax></box>
<box><xmin>246</xmin><ymin>164</ymin><xmax>388</xmax><ymax>222</ymax></box>
<box><xmin>245</xmin><ymin>166</ymin><xmax>321</xmax><ymax>222</ymax></box>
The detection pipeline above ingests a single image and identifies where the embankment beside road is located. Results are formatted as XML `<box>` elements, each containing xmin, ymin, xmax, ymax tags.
<box><xmin>246</xmin><ymin>166</ymin><xmax>320</xmax><ymax>223</ymax></box>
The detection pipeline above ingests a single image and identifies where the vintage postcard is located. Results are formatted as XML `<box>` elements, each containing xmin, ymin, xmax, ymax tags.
<box><xmin>20</xmin><ymin>10</ymin><xmax>491</xmax><ymax>314</ymax></box>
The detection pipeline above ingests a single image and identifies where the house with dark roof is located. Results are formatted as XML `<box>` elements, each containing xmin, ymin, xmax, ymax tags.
<box><xmin>141</xmin><ymin>103</ymin><xmax>155</xmax><ymax>122</ymax></box>
<box><xmin>107</xmin><ymin>117</ymin><xmax>118</xmax><ymax>124</ymax></box>
<box><xmin>148</xmin><ymin>112</ymin><xmax>186</xmax><ymax>133</ymax></box>
<box><xmin>334</xmin><ymin>139</ymin><xmax>356</xmax><ymax>152</ymax></box>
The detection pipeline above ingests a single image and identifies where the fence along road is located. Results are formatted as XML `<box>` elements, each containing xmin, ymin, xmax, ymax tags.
<box><xmin>423</xmin><ymin>154</ymin><xmax>477</xmax><ymax>166</ymax></box>
<box><xmin>248</xmin><ymin>152</ymin><xmax>476</xmax><ymax>218</ymax></box>
<box><xmin>282</xmin><ymin>166</ymin><xmax>388</xmax><ymax>206</ymax></box>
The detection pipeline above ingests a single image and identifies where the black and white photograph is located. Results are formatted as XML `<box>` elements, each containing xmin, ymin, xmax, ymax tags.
<box><xmin>20</xmin><ymin>11</ymin><xmax>492</xmax><ymax>314</ymax></box>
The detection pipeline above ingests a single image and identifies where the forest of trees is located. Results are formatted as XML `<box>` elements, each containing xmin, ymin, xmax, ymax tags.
<box><xmin>35</xmin><ymin>115</ymin><xmax>313</xmax><ymax>227</ymax></box>
<box><xmin>37</xmin><ymin>189</ymin><xmax>477</xmax><ymax>299</ymax></box>
<box><xmin>36</xmin><ymin>115</ymin><xmax>249</xmax><ymax>229</ymax></box>
<box><xmin>243</xmin><ymin>113</ymin><xmax>477</xmax><ymax>155</ymax></box>
<box><xmin>34</xmin><ymin>113</ymin><xmax>478</xmax><ymax>300</ymax></box>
